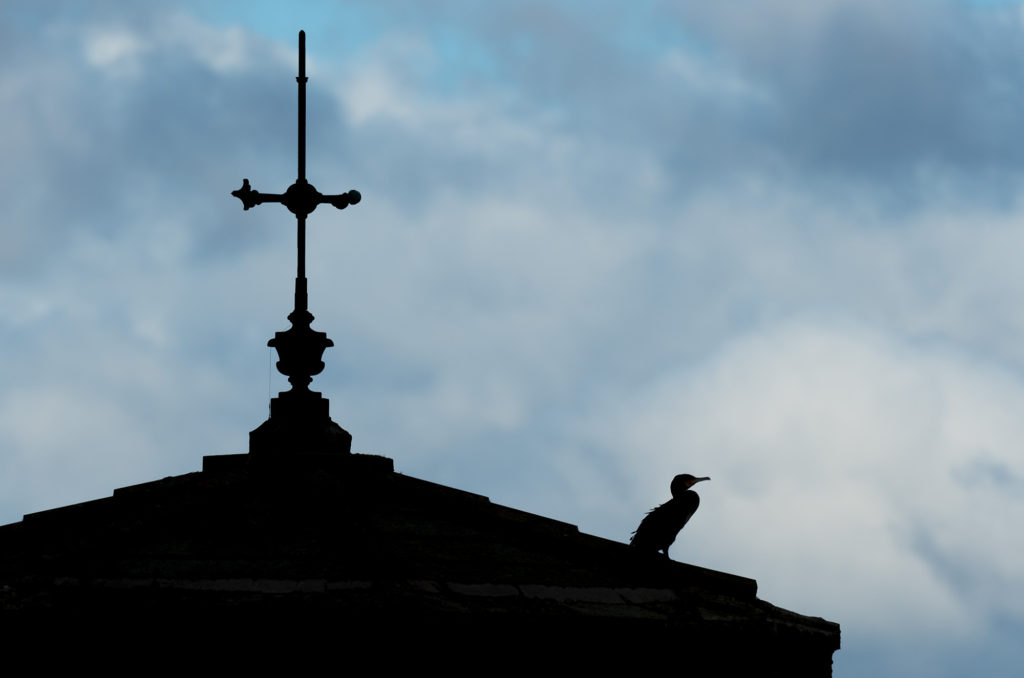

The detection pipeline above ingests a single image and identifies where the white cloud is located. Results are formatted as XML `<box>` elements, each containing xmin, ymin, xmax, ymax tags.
<box><xmin>584</xmin><ymin>320</ymin><xmax>1024</xmax><ymax>640</ymax></box>
<box><xmin>83</xmin><ymin>27</ymin><xmax>145</xmax><ymax>71</ymax></box>
<box><xmin>660</xmin><ymin>47</ymin><xmax>773</xmax><ymax>106</ymax></box>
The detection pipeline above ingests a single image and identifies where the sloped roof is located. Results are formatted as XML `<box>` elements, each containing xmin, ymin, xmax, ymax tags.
<box><xmin>0</xmin><ymin>452</ymin><xmax>839</xmax><ymax>674</ymax></box>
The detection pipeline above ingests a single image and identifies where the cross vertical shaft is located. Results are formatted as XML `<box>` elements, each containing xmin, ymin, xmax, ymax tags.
<box><xmin>296</xmin><ymin>31</ymin><xmax>307</xmax><ymax>311</ymax></box>
<box><xmin>298</xmin><ymin>30</ymin><xmax>307</xmax><ymax>184</ymax></box>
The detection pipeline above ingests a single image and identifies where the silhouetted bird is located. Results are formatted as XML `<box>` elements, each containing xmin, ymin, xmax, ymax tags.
<box><xmin>630</xmin><ymin>474</ymin><xmax>710</xmax><ymax>557</ymax></box>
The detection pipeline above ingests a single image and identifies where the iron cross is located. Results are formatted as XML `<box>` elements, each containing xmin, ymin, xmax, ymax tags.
<box><xmin>232</xmin><ymin>30</ymin><xmax>360</xmax><ymax>313</ymax></box>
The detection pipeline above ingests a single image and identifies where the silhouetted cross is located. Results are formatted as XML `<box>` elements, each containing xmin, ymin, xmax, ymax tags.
<box><xmin>231</xmin><ymin>31</ymin><xmax>360</xmax><ymax>404</ymax></box>
<box><xmin>232</xmin><ymin>30</ymin><xmax>360</xmax><ymax>313</ymax></box>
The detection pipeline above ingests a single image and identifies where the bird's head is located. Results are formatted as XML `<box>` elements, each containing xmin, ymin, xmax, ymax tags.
<box><xmin>671</xmin><ymin>474</ymin><xmax>710</xmax><ymax>497</ymax></box>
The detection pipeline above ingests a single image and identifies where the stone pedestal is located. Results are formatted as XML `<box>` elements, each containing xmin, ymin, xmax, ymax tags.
<box><xmin>249</xmin><ymin>390</ymin><xmax>352</xmax><ymax>455</ymax></box>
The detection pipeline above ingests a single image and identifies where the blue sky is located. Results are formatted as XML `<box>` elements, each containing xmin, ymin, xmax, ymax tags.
<box><xmin>3</xmin><ymin>1</ymin><xmax>1024</xmax><ymax>675</ymax></box>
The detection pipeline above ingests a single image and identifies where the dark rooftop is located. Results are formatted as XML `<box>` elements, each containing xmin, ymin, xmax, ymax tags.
<box><xmin>0</xmin><ymin>452</ymin><xmax>838</xmax><ymax>674</ymax></box>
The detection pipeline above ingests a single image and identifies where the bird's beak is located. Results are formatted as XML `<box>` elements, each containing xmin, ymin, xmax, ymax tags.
<box><xmin>691</xmin><ymin>476</ymin><xmax>710</xmax><ymax>486</ymax></box>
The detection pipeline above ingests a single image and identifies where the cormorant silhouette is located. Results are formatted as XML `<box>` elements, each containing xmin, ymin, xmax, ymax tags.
<box><xmin>630</xmin><ymin>474</ymin><xmax>709</xmax><ymax>557</ymax></box>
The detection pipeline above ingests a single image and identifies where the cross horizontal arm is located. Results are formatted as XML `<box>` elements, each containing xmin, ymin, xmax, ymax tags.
<box><xmin>233</xmin><ymin>178</ymin><xmax>361</xmax><ymax>218</ymax></box>
<box><xmin>320</xmin><ymin>191</ymin><xmax>362</xmax><ymax>210</ymax></box>
<box><xmin>232</xmin><ymin>179</ymin><xmax>279</xmax><ymax>210</ymax></box>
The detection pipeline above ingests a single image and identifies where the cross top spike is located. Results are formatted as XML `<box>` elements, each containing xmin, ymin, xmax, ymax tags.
<box><xmin>232</xmin><ymin>31</ymin><xmax>357</xmax><ymax>457</ymax></box>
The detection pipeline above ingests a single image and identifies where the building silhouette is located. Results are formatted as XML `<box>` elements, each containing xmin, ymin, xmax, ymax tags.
<box><xmin>0</xmin><ymin>32</ymin><xmax>839</xmax><ymax>674</ymax></box>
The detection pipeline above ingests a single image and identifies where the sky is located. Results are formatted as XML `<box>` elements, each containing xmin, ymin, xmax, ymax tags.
<box><xmin>2</xmin><ymin>0</ymin><xmax>1024</xmax><ymax>674</ymax></box>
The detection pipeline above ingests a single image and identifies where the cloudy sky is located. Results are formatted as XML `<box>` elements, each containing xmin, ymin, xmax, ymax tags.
<box><xmin>3</xmin><ymin>0</ymin><xmax>1024</xmax><ymax>674</ymax></box>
